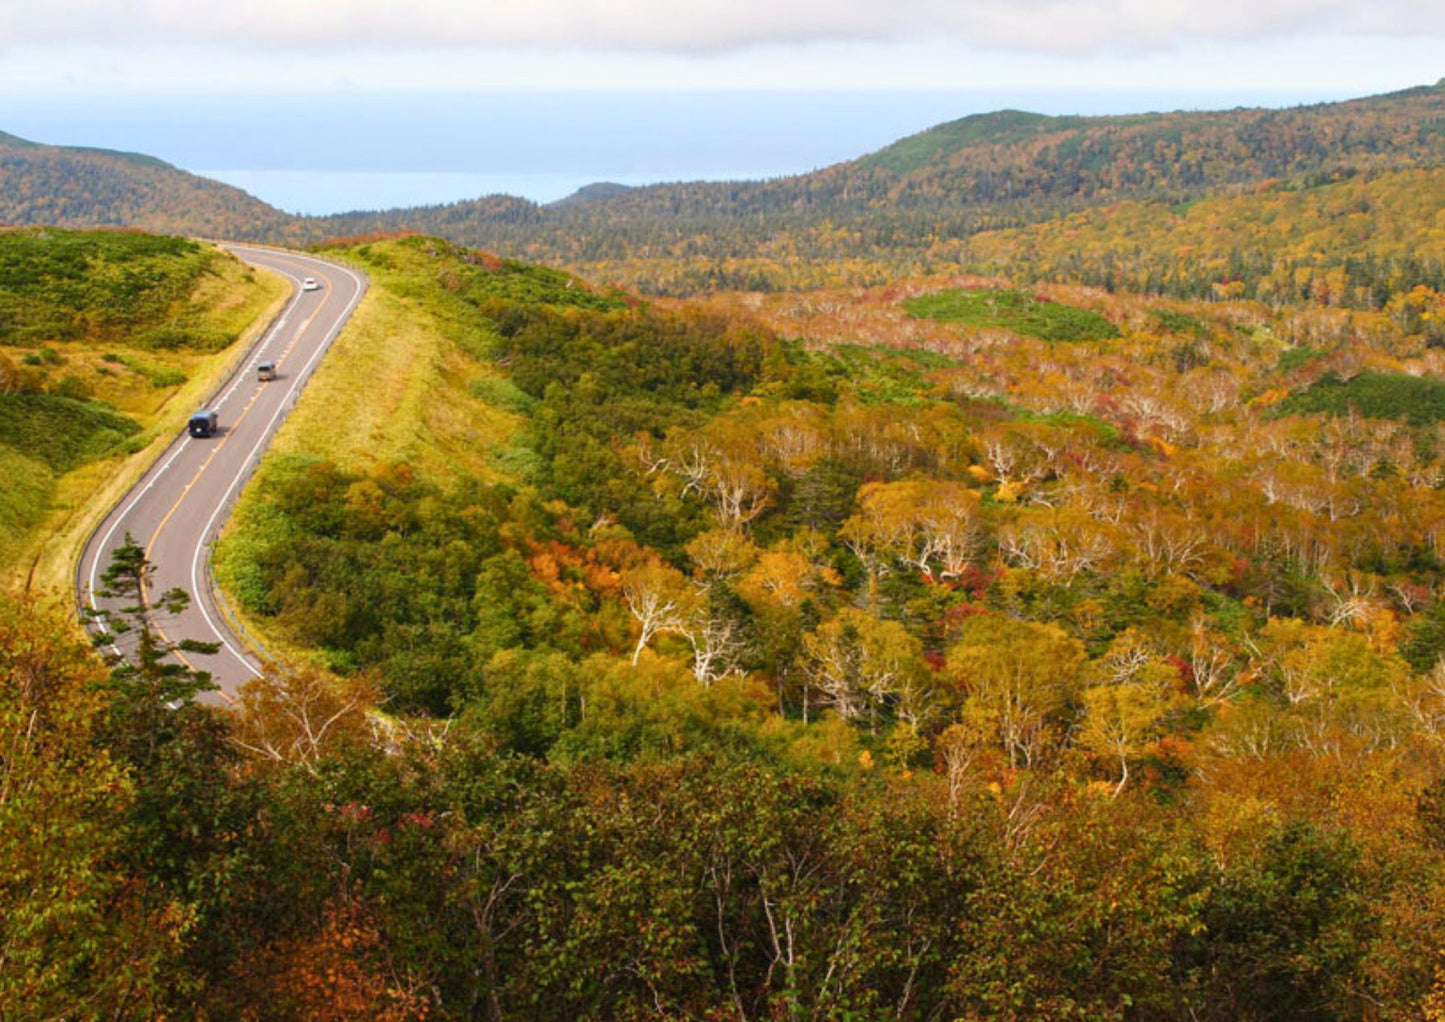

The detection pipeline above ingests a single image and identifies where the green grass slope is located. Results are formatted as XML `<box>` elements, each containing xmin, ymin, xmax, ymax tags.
<box><xmin>904</xmin><ymin>287</ymin><xmax>1120</xmax><ymax>342</ymax></box>
<box><xmin>0</xmin><ymin>228</ymin><xmax>286</xmax><ymax>583</ymax></box>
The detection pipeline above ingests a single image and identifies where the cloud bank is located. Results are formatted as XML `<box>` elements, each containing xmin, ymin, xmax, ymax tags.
<box><xmin>2</xmin><ymin>0</ymin><xmax>1440</xmax><ymax>55</ymax></box>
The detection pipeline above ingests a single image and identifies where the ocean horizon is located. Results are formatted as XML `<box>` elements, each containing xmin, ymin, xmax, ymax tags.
<box><xmin>0</xmin><ymin>87</ymin><xmax>1346</xmax><ymax>216</ymax></box>
<box><xmin>194</xmin><ymin>168</ymin><xmax>778</xmax><ymax>216</ymax></box>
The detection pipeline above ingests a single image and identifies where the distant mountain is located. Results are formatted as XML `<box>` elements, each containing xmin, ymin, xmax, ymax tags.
<box><xmin>553</xmin><ymin>182</ymin><xmax>636</xmax><ymax>206</ymax></box>
<box><xmin>311</xmin><ymin>79</ymin><xmax>1445</xmax><ymax>276</ymax></box>
<box><xmin>0</xmin><ymin>131</ymin><xmax>291</xmax><ymax>239</ymax></box>
<box><xmin>6</xmin><ymin>80</ymin><xmax>1445</xmax><ymax>288</ymax></box>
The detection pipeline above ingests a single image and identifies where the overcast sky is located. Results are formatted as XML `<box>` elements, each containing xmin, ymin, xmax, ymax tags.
<box><xmin>0</xmin><ymin>0</ymin><xmax>1441</xmax><ymax>96</ymax></box>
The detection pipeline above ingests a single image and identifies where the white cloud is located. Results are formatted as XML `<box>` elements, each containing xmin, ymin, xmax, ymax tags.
<box><xmin>1</xmin><ymin>0</ymin><xmax>1441</xmax><ymax>55</ymax></box>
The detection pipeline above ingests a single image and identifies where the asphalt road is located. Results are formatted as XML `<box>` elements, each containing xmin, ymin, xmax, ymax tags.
<box><xmin>77</xmin><ymin>246</ymin><xmax>366</xmax><ymax>703</ymax></box>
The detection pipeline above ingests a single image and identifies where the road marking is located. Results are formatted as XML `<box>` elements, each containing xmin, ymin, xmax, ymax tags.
<box><xmin>141</xmin><ymin>293</ymin><xmax>321</xmax><ymax>563</ymax></box>
<box><xmin>187</xmin><ymin>257</ymin><xmax>367</xmax><ymax>681</ymax></box>
<box><xmin>85</xmin><ymin>269</ymin><xmax>308</xmax><ymax>619</ymax></box>
<box><xmin>82</xmin><ymin>251</ymin><xmax>365</xmax><ymax>695</ymax></box>
<box><xmin>137</xmin><ymin>271</ymin><xmax>331</xmax><ymax>671</ymax></box>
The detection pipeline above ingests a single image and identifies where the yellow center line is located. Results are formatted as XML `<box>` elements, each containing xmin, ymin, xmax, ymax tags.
<box><xmin>137</xmin><ymin>286</ymin><xmax>326</xmax><ymax>681</ymax></box>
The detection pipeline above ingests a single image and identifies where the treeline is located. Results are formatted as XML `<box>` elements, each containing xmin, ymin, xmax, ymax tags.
<box><xmin>302</xmin><ymin>81</ymin><xmax>1445</xmax><ymax>293</ymax></box>
<box><xmin>11</xmin><ymin>84</ymin><xmax>1445</xmax><ymax>301</ymax></box>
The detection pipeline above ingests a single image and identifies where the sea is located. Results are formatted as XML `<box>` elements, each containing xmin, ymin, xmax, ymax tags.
<box><xmin>0</xmin><ymin>88</ymin><xmax>1339</xmax><ymax>215</ymax></box>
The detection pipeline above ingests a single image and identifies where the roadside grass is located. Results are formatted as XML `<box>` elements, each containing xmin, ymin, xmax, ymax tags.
<box><xmin>258</xmin><ymin>283</ymin><xmax>518</xmax><ymax>479</ymax></box>
<box><xmin>0</xmin><ymin>449</ymin><xmax>53</xmax><ymax>570</ymax></box>
<box><xmin>215</xmin><ymin>240</ymin><xmax>528</xmax><ymax>659</ymax></box>
<box><xmin>9</xmin><ymin>251</ymin><xmax>288</xmax><ymax>593</ymax></box>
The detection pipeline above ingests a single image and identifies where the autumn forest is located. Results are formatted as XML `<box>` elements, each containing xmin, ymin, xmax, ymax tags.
<box><xmin>7</xmin><ymin>81</ymin><xmax>1445</xmax><ymax>1021</ymax></box>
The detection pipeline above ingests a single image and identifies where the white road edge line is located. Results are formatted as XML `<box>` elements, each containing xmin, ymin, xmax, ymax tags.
<box><xmin>84</xmin><ymin>258</ymin><xmax>308</xmax><ymax>653</ymax></box>
<box><xmin>189</xmin><ymin>253</ymin><xmax>367</xmax><ymax>678</ymax></box>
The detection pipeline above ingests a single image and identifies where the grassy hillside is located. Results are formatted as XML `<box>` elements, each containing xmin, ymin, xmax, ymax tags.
<box><xmin>0</xmin><ymin>228</ymin><xmax>287</xmax><ymax>583</ymax></box>
<box><xmin>1</xmin><ymin>228</ymin><xmax>243</xmax><ymax>346</ymax></box>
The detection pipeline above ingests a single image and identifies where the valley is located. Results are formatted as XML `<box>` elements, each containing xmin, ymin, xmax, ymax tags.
<box><xmin>7</xmin><ymin>79</ymin><xmax>1445</xmax><ymax>1019</ymax></box>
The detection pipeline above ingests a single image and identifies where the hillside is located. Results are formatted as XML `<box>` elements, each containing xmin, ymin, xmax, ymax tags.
<box><xmin>0</xmin><ymin>227</ymin><xmax>285</xmax><ymax>582</ymax></box>
<box><xmin>954</xmin><ymin>164</ymin><xmax>1445</xmax><ymax>306</ymax></box>
<box><xmin>58</xmin><ymin>233</ymin><xmax>1430</xmax><ymax>1016</ymax></box>
<box><xmin>0</xmin><ymin>130</ymin><xmax>293</xmax><ymax>240</ymax></box>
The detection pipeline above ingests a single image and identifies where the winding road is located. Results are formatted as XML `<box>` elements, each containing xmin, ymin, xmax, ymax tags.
<box><xmin>77</xmin><ymin>246</ymin><xmax>366</xmax><ymax>702</ymax></box>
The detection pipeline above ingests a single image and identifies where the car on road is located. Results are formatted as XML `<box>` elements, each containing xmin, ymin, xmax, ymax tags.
<box><xmin>257</xmin><ymin>361</ymin><xmax>276</xmax><ymax>382</ymax></box>
<box><xmin>188</xmin><ymin>410</ymin><xmax>218</xmax><ymax>438</ymax></box>
<box><xmin>302</xmin><ymin>277</ymin><xmax>321</xmax><ymax>291</ymax></box>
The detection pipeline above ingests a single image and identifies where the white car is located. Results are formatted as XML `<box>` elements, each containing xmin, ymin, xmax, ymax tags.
<box><xmin>302</xmin><ymin>277</ymin><xmax>321</xmax><ymax>292</ymax></box>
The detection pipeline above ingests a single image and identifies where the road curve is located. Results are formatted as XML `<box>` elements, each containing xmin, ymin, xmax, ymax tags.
<box><xmin>77</xmin><ymin>246</ymin><xmax>366</xmax><ymax>702</ymax></box>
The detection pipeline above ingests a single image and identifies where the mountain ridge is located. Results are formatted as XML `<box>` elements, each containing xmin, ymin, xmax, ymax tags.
<box><xmin>0</xmin><ymin>129</ymin><xmax>293</xmax><ymax>239</ymax></box>
<box><xmin>5</xmin><ymin>78</ymin><xmax>1445</xmax><ymax>277</ymax></box>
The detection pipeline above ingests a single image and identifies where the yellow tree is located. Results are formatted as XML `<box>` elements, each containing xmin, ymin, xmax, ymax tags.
<box><xmin>1255</xmin><ymin>617</ymin><xmax>1413</xmax><ymax>755</ymax></box>
<box><xmin>839</xmin><ymin>479</ymin><xmax>983</xmax><ymax>583</ymax></box>
<box><xmin>946</xmin><ymin>614</ymin><xmax>1086</xmax><ymax>769</ymax></box>
<box><xmin>232</xmin><ymin>664</ymin><xmax>381</xmax><ymax>775</ymax></box>
<box><xmin>653</xmin><ymin>419</ymin><xmax>776</xmax><ymax>532</ymax></box>
<box><xmin>802</xmin><ymin>608</ymin><xmax>933</xmax><ymax>727</ymax></box>
<box><xmin>620</xmin><ymin>559</ymin><xmax>696</xmax><ymax>665</ymax></box>
<box><xmin>0</xmin><ymin>597</ymin><xmax>179</xmax><ymax>1017</ymax></box>
<box><xmin>1077</xmin><ymin>631</ymin><xmax>1187</xmax><ymax>795</ymax></box>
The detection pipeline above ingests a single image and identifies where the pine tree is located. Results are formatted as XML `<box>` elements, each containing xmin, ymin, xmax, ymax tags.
<box><xmin>88</xmin><ymin>532</ymin><xmax>220</xmax><ymax>707</ymax></box>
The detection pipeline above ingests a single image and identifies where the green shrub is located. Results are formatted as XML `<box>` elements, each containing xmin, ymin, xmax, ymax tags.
<box><xmin>51</xmin><ymin>374</ymin><xmax>93</xmax><ymax>400</ymax></box>
<box><xmin>1275</xmin><ymin>371</ymin><xmax>1445</xmax><ymax>425</ymax></box>
<box><xmin>0</xmin><ymin>393</ymin><xmax>141</xmax><ymax>473</ymax></box>
<box><xmin>117</xmin><ymin>355</ymin><xmax>186</xmax><ymax>388</ymax></box>
<box><xmin>1153</xmin><ymin>309</ymin><xmax>1207</xmax><ymax>336</ymax></box>
<box><xmin>1277</xmin><ymin>344</ymin><xmax>1323</xmax><ymax>373</ymax></box>
<box><xmin>469</xmin><ymin>375</ymin><xmax>538</xmax><ymax>414</ymax></box>
<box><xmin>904</xmin><ymin>287</ymin><xmax>1120</xmax><ymax>342</ymax></box>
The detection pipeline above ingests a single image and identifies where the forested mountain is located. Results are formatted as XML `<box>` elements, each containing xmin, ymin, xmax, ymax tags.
<box><xmin>5</xmin><ymin>80</ymin><xmax>1445</xmax><ymax>288</ymax></box>
<box><xmin>0</xmin><ymin>131</ymin><xmax>292</xmax><ymax>239</ymax></box>
<box><xmin>17</xmin><ymin>74</ymin><xmax>1445</xmax><ymax>1022</ymax></box>
<box><xmin>312</xmin><ymin>79</ymin><xmax>1445</xmax><ymax>275</ymax></box>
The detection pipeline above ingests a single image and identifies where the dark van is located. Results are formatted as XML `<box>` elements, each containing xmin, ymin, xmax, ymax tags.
<box><xmin>188</xmin><ymin>410</ymin><xmax>218</xmax><ymax>438</ymax></box>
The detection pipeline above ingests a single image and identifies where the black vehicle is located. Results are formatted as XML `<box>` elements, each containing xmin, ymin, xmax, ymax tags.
<box><xmin>188</xmin><ymin>410</ymin><xmax>218</xmax><ymax>438</ymax></box>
